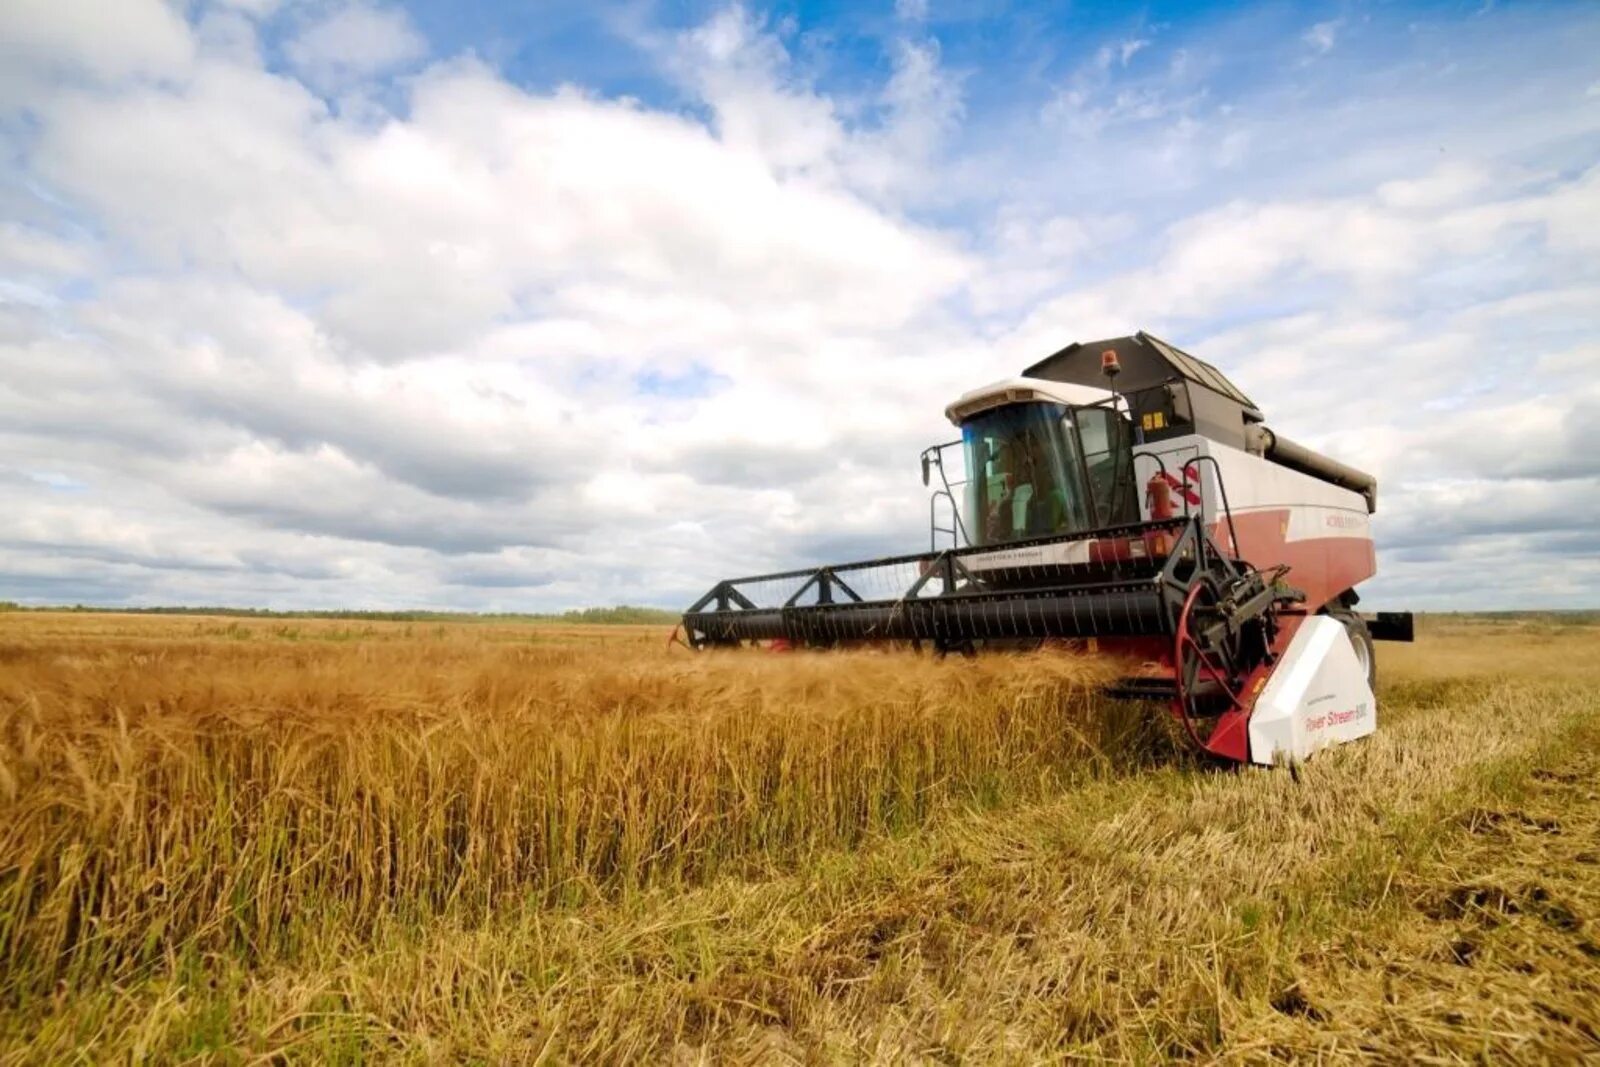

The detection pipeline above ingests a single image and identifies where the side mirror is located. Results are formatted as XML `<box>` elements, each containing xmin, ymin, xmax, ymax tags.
<box><xmin>920</xmin><ymin>453</ymin><xmax>932</xmax><ymax>486</ymax></box>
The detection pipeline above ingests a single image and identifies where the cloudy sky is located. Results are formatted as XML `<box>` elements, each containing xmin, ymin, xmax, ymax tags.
<box><xmin>1</xmin><ymin>0</ymin><xmax>1596</xmax><ymax>612</ymax></box>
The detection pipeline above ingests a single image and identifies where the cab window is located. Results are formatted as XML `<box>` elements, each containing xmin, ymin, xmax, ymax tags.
<box><xmin>1076</xmin><ymin>407</ymin><xmax>1139</xmax><ymax>526</ymax></box>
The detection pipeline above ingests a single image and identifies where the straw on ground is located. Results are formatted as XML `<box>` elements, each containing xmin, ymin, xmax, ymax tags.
<box><xmin>0</xmin><ymin>612</ymin><xmax>1595</xmax><ymax>1061</ymax></box>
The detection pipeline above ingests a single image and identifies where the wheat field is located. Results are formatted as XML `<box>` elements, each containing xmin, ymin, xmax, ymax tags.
<box><xmin>1</xmin><ymin>611</ymin><xmax>1597</xmax><ymax>1062</ymax></box>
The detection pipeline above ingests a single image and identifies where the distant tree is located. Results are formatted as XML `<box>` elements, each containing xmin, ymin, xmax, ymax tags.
<box><xmin>559</xmin><ymin>606</ymin><xmax>679</xmax><ymax>625</ymax></box>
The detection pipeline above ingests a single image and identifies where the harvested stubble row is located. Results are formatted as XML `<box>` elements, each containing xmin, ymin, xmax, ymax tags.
<box><xmin>0</xmin><ymin>617</ymin><xmax>1149</xmax><ymax>995</ymax></box>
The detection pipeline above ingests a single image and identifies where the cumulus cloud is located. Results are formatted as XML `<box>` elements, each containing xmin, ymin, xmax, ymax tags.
<box><xmin>661</xmin><ymin>6</ymin><xmax>968</xmax><ymax>205</ymax></box>
<box><xmin>0</xmin><ymin>1</ymin><xmax>1596</xmax><ymax>611</ymax></box>
<box><xmin>0</xmin><ymin>1</ymin><xmax>982</xmax><ymax>609</ymax></box>
<box><xmin>1002</xmin><ymin>161</ymin><xmax>1600</xmax><ymax>363</ymax></box>
<box><xmin>283</xmin><ymin>2</ymin><xmax>426</xmax><ymax>88</ymax></box>
<box><xmin>0</xmin><ymin>0</ymin><xmax>194</xmax><ymax>87</ymax></box>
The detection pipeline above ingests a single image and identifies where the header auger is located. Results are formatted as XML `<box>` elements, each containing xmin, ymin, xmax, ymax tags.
<box><xmin>682</xmin><ymin>331</ymin><xmax>1412</xmax><ymax>765</ymax></box>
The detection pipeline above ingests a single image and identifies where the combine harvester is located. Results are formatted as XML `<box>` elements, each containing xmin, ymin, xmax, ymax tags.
<box><xmin>681</xmin><ymin>333</ymin><xmax>1412</xmax><ymax>765</ymax></box>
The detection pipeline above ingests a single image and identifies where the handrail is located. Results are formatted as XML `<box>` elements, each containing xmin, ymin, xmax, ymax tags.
<box><xmin>692</xmin><ymin>515</ymin><xmax>1191</xmax><ymax>590</ymax></box>
<box><xmin>683</xmin><ymin>572</ymin><xmax>1175</xmax><ymax>617</ymax></box>
<box><xmin>1182</xmin><ymin>454</ymin><xmax>1241</xmax><ymax>562</ymax></box>
<box><xmin>929</xmin><ymin>489</ymin><xmax>959</xmax><ymax>551</ymax></box>
<box><xmin>1130</xmin><ymin>448</ymin><xmax>1242</xmax><ymax>567</ymax></box>
<box><xmin>921</xmin><ymin>439</ymin><xmax>971</xmax><ymax>548</ymax></box>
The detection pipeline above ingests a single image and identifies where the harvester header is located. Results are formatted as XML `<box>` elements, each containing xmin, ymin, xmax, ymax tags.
<box><xmin>682</xmin><ymin>331</ymin><xmax>1411</xmax><ymax>766</ymax></box>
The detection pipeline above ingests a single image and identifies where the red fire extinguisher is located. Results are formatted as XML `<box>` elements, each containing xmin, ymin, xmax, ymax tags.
<box><xmin>1146</xmin><ymin>472</ymin><xmax>1174</xmax><ymax>521</ymax></box>
<box><xmin>1145</xmin><ymin>472</ymin><xmax>1173</xmax><ymax>556</ymax></box>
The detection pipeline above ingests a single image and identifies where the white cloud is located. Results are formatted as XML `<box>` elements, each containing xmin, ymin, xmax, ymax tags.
<box><xmin>0</xmin><ymin>223</ymin><xmax>95</xmax><ymax>277</ymax></box>
<box><xmin>895</xmin><ymin>0</ymin><xmax>929</xmax><ymax>23</ymax></box>
<box><xmin>661</xmin><ymin>6</ymin><xmax>967</xmax><ymax>205</ymax></box>
<box><xmin>1092</xmin><ymin>38</ymin><xmax>1149</xmax><ymax>70</ymax></box>
<box><xmin>217</xmin><ymin>0</ymin><xmax>285</xmax><ymax>16</ymax></box>
<box><xmin>28</xmin><ymin>52</ymin><xmax>967</xmax><ymax>361</ymax></box>
<box><xmin>284</xmin><ymin>1</ymin><xmax>426</xmax><ymax>88</ymax></box>
<box><xmin>1044</xmin><ymin>33</ymin><xmax>1206</xmax><ymax>141</ymax></box>
<box><xmin>1303</xmin><ymin>19</ymin><xmax>1341</xmax><ymax>54</ymax></box>
<box><xmin>1375</xmin><ymin>162</ymin><xmax>1492</xmax><ymax>210</ymax></box>
<box><xmin>1003</xmin><ymin>161</ymin><xmax>1600</xmax><ymax>363</ymax></box>
<box><xmin>882</xmin><ymin>38</ymin><xmax>964</xmax><ymax>151</ymax></box>
<box><xmin>0</xmin><ymin>2</ymin><xmax>1596</xmax><ymax>612</ymax></box>
<box><xmin>668</xmin><ymin>7</ymin><xmax>844</xmax><ymax>177</ymax></box>
<box><xmin>0</xmin><ymin>0</ymin><xmax>193</xmax><ymax>91</ymax></box>
<box><xmin>0</xmin><ymin>2</ymin><xmax>985</xmax><ymax>609</ymax></box>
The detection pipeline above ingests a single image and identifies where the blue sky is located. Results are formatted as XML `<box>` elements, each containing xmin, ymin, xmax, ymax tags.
<box><xmin>0</xmin><ymin>0</ymin><xmax>1597</xmax><ymax>611</ymax></box>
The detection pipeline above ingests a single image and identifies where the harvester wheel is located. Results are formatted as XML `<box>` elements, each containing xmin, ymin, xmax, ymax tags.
<box><xmin>1327</xmin><ymin>607</ymin><xmax>1376</xmax><ymax>690</ymax></box>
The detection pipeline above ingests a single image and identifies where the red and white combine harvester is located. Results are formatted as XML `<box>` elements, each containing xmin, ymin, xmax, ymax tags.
<box><xmin>682</xmin><ymin>332</ymin><xmax>1413</xmax><ymax>765</ymax></box>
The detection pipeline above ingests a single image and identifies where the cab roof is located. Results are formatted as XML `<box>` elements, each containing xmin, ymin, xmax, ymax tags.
<box><xmin>1022</xmin><ymin>331</ymin><xmax>1260</xmax><ymax>415</ymax></box>
<box><xmin>944</xmin><ymin>376</ymin><xmax>1111</xmax><ymax>426</ymax></box>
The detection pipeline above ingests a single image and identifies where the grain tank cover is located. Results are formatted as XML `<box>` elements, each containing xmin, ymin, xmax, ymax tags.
<box><xmin>1023</xmin><ymin>331</ymin><xmax>1262</xmax><ymax>448</ymax></box>
<box><xmin>1024</xmin><ymin>332</ymin><xmax>1258</xmax><ymax>409</ymax></box>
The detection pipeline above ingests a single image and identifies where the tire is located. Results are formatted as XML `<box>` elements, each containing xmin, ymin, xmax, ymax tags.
<box><xmin>1327</xmin><ymin>606</ymin><xmax>1376</xmax><ymax>691</ymax></box>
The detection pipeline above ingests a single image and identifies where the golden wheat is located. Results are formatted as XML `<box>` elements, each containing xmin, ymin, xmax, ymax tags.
<box><xmin>0</xmin><ymin>614</ymin><xmax>1144</xmax><ymax>1000</ymax></box>
<box><xmin>1</xmin><ymin>612</ymin><xmax>1596</xmax><ymax>1062</ymax></box>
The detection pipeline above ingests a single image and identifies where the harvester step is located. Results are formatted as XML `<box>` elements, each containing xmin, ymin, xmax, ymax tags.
<box><xmin>1105</xmin><ymin>675</ymin><xmax>1225</xmax><ymax>702</ymax></box>
<box><xmin>1105</xmin><ymin>676</ymin><xmax>1179</xmax><ymax>701</ymax></box>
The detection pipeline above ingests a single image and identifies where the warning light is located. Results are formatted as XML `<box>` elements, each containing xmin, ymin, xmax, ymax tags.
<box><xmin>1101</xmin><ymin>349</ymin><xmax>1121</xmax><ymax>379</ymax></box>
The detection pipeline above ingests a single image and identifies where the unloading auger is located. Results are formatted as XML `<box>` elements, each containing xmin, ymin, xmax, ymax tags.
<box><xmin>681</xmin><ymin>332</ymin><xmax>1413</xmax><ymax>765</ymax></box>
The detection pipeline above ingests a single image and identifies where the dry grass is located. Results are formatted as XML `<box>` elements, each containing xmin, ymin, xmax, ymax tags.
<box><xmin>1</xmin><ymin>611</ymin><xmax>1597</xmax><ymax>1062</ymax></box>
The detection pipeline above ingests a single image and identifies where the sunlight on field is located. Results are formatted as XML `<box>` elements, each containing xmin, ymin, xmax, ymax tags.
<box><xmin>0</xmin><ymin>616</ymin><xmax>1131</xmax><ymax>982</ymax></box>
<box><xmin>1</xmin><ymin>612</ymin><xmax>1596</xmax><ymax>1061</ymax></box>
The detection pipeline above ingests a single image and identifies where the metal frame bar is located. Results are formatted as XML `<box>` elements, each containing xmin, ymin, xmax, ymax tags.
<box><xmin>921</xmin><ymin>439</ymin><xmax>970</xmax><ymax>549</ymax></box>
<box><xmin>686</xmin><ymin>422</ymin><xmax>1282</xmax><ymax>660</ymax></box>
<box><xmin>701</xmin><ymin>515</ymin><xmax>1189</xmax><ymax>591</ymax></box>
<box><xmin>929</xmin><ymin>489</ymin><xmax>960</xmax><ymax>551</ymax></box>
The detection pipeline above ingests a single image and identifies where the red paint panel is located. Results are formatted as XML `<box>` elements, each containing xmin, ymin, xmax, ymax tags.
<box><xmin>1214</xmin><ymin>510</ymin><xmax>1375</xmax><ymax>610</ymax></box>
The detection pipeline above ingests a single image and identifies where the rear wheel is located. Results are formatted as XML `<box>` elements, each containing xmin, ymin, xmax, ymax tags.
<box><xmin>1327</xmin><ymin>606</ymin><xmax>1376</xmax><ymax>690</ymax></box>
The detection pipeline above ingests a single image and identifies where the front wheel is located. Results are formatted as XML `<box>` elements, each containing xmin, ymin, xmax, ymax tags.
<box><xmin>1327</xmin><ymin>606</ymin><xmax>1376</xmax><ymax>691</ymax></box>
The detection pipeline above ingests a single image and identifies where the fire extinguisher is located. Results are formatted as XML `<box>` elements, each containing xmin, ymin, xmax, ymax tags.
<box><xmin>1145</xmin><ymin>472</ymin><xmax>1173</xmax><ymax>556</ymax></box>
<box><xmin>1146</xmin><ymin>472</ymin><xmax>1174</xmax><ymax>520</ymax></box>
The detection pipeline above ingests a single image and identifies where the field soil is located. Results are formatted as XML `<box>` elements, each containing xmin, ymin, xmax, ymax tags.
<box><xmin>1</xmin><ymin>612</ymin><xmax>1597</xmax><ymax>1062</ymax></box>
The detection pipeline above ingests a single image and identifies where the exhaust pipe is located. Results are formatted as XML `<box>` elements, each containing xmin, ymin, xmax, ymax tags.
<box><xmin>1248</xmin><ymin>426</ymin><xmax>1377</xmax><ymax>513</ymax></box>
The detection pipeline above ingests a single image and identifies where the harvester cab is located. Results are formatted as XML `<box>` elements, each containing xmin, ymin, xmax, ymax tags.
<box><xmin>941</xmin><ymin>380</ymin><xmax>1139</xmax><ymax>548</ymax></box>
<box><xmin>682</xmin><ymin>331</ymin><xmax>1413</xmax><ymax>766</ymax></box>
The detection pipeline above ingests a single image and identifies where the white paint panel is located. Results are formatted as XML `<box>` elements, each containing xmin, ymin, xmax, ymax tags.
<box><xmin>1203</xmin><ymin>439</ymin><xmax>1367</xmax><ymax>514</ymax></box>
<box><xmin>962</xmin><ymin>539</ymin><xmax>1096</xmax><ymax>571</ymax></box>
<box><xmin>1247</xmin><ymin>616</ymin><xmax>1377</xmax><ymax>765</ymax></box>
<box><xmin>1282</xmin><ymin>504</ymin><xmax>1371</xmax><ymax>542</ymax></box>
<box><xmin>1132</xmin><ymin>434</ymin><xmax>1369</xmax><ymax>537</ymax></box>
<box><xmin>944</xmin><ymin>376</ymin><xmax>1112</xmax><ymax>425</ymax></box>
